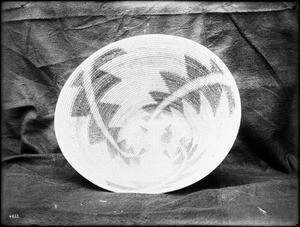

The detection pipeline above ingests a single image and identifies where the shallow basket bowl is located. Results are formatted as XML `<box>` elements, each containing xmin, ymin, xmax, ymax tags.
<box><xmin>54</xmin><ymin>34</ymin><xmax>241</xmax><ymax>194</ymax></box>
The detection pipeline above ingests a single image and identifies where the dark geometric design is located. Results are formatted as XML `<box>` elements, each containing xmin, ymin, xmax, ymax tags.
<box><xmin>117</xmin><ymin>140</ymin><xmax>127</xmax><ymax>150</ymax></box>
<box><xmin>141</xmin><ymin>104</ymin><xmax>163</xmax><ymax>113</ymax></box>
<box><xmin>87</xmin><ymin>119</ymin><xmax>121</xmax><ymax>145</ymax></box>
<box><xmin>71</xmin><ymin>47</ymin><xmax>126</xmax><ymax>118</ymax></box>
<box><xmin>69</xmin><ymin>45</ymin><xmax>237</xmax><ymax>169</ymax></box>
<box><xmin>71</xmin><ymin>70</ymin><xmax>84</xmax><ymax>87</ymax></box>
<box><xmin>108</xmin><ymin>127</ymin><xmax>121</xmax><ymax>141</ymax></box>
<box><xmin>70</xmin><ymin>71</ymin><xmax>121</xmax><ymax>120</ymax></box>
<box><xmin>109</xmin><ymin>137</ymin><xmax>143</xmax><ymax>165</ymax></box>
<box><xmin>183</xmin><ymin>91</ymin><xmax>201</xmax><ymax>114</ymax></box>
<box><xmin>155</xmin><ymin>55</ymin><xmax>235</xmax><ymax>116</ymax></box>
<box><xmin>71</xmin><ymin>48</ymin><xmax>125</xmax><ymax>87</ymax></box>
<box><xmin>117</xmin><ymin>139</ymin><xmax>146</xmax><ymax>155</ymax></box>
<box><xmin>160</xmin><ymin>71</ymin><xmax>187</xmax><ymax>93</ymax></box>
<box><xmin>88</xmin><ymin>102</ymin><xmax>120</xmax><ymax>157</ymax></box>
<box><xmin>200</xmin><ymin>84</ymin><xmax>236</xmax><ymax>115</ymax></box>
<box><xmin>96</xmin><ymin>102</ymin><xmax>120</xmax><ymax>129</ymax></box>
<box><xmin>93</xmin><ymin>71</ymin><xmax>122</xmax><ymax>100</ymax></box>
<box><xmin>210</xmin><ymin>59</ymin><xmax>223</xmax><ymax>74</ymax></box>
<box><xmin>121</xmin><ymin>155</ymin><xmax>141</xmax><ymax>166</ymax></box>
<box><xmin>106</xmin><ymin>140</ymin><xmax>118</xmax><ymax>158</ymax></box>
<box><xmin>91</xmin><ymin>69</ymin><xmax>107</xmax><ymax>83</ymax></box>
<box><xmin>71</xmin><ymin>89</ymin><xmax>90</xmax><ymax>117</ymax></box>
<box><xmin>159</xmin><ymin>71</ymin><xmax>200</xmax><ymax>114</ymax></box>
<box><xmin>72</xmin><ymin>49</ymin><xmax>123</xmax><ymax>83</ymax></box>
<box><xmin>69</xmin><ymin>50</ymin><xmax>124</xmax><ymax>146</ymax></box>
<box><xmin>161</xmin><ymin>125</ymin><xmax>173</xmax><ymax>144</ymax></box>
<box><xmin>148</xmin><ymin>91</ymin><xmax>170</xmax><ymax>102</ymax></box>
<box><xmin>88</xmin><ymin>116</ymin><xmax>105</xmax><ymax>144</ymax></box>
<box><xmin>149</xmin><ymin>91</ymin><xmax>183</xmax><ymax>112</ymax></box>
<box><xmin>185</xmin><ymin>55</ymin><xmax>210</xmax><ymax>80</ymax></box>
<box><xmin>93</xmin><ymin>48</ymin><xmax>127</xmax><ymax>74</ymax></box>
<box><xmin>70</xmin><ymin>70</ymin><xmax>122</xmax><ymax>146</ymax></box>
<box><xmin>139</xmin><ymin>148</ymin><xmax>147</xmax><ymax>156</ymax></box>
<box><xmin>223</xmin><ymin>85</ymin><xmax>236</xmax><ymax>114</ymax></box>
<box><xmin>200</xmin><ymin>84</ymin><xmax>223</xmax><ymax>116</ymax></box>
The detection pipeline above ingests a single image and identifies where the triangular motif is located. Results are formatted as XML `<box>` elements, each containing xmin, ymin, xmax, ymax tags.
<box><xmin>210</xmin><ymin>59</ymin><xmax>223</xmax><ymax>74</ymax></box>
<box><xmin>222</xmin><ymin>85</ymin><xmax>236</xmax><ymax>113</ymax></box>
<box><xmin>92</xmin><ymin>48</ymin><xmax>127</xmax><ymax>73</ymax></box>
<box><xmin>71</xmin><ymin>71</ymin><xmax>84</xmax><ymax>87</ymax></box>
<box><xmin>108</xmin><ymin>127</ymin><xmax>121</xmax><ymax>142</ymax></box>
<box><xmin>88</xmin><ymin>116</ymin><xmax>105</xmax><ymax>144</ymax></box>
<box><xmin>160</xmin><ymin>71</ymin><xmax>187</xmax><ymax>93</ymax></box>
<box><xmin>93</xmin><ymin>71</ymin><xmax>122</xmax><ymax>100</ymax></box>
<box><xmin>149</xmin><ymin>91</ymin><xmax>183</xmax><ymax>112</ymax></box>
<box><xmin>200</xmin><ymin>84</ymin><xmax>223</xmax><ymax>116</ymax></box>
<box><xmin>96</xmin><ymin>102</ymin><xmax>121</xmax><ymax>128</ymax></box>
<box><xmin>71</xmin><ymin>89</ymin><xmax>90</xmax><ymax>117</ymax></box>
<box><xmin>183</xmin><ymin>91</ymin><xmax>201</xmax><ymax>114</ymax></box>
<box><xmin>185</xmin><ymin>55</ymin><xmax>210</xmax><ymax>80</ymax></box>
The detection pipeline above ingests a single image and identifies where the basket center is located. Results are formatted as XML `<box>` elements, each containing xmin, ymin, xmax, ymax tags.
<box><xmin>117</xmin><ymin>108</ymin><xmax>193</xmax><ymax>172</ymax></box>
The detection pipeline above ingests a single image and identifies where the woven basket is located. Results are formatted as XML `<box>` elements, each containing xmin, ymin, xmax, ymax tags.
<box><xmin>54</xmin><ymin>34</ymin><xmax>241</xmax><ymax>193</ymax></box>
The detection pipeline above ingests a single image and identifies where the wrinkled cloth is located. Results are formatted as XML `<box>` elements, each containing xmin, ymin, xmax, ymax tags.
<box><xmin>1</xmin><ymin>1</ymin><xmax>298</xmax><ymax>225</ymax></box>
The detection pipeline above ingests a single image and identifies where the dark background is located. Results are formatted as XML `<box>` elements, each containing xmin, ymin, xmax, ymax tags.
<box><xmin>1</xmin><ymin>1</ymin><xmax>298</xmax><ymax>225</ymax></box>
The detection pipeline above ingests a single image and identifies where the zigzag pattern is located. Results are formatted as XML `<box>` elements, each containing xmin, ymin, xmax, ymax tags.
<box><xmin>69</xmin><ymin>49</ymin><xmax>236</xmax><ymax>165</ymax></box>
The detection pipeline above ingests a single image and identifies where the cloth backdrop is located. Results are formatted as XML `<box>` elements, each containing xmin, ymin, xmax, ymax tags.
<box><xmin>1</xmin><ymin>1</ymin><xmax>299</xmax><ymax>225</ymax></box>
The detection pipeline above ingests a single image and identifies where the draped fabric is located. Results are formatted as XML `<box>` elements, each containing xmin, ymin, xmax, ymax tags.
<box><xmin>1</xmin><ymin>2</ymin><xmax>298</xmax><ymax>225</ymax></box>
